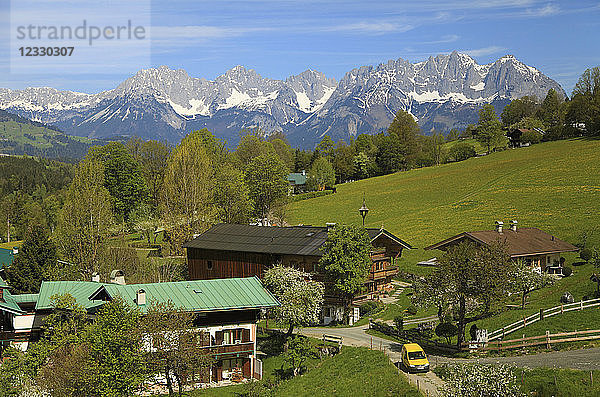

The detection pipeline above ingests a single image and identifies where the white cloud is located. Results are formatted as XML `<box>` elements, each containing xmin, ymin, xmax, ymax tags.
<box><xmin>525</xmin><ymin>3</ymin><xmax>560</xmax><ymax>17</ymax></box>
<box><xmin>151</xmin><ymin>25</ymin><xmax>273</xmax><ymax>41</ymax></box>
<box><xmin>463</xmin><ymin>46</ymin><xmax>507</xmax><ymax>57</ymax></box>
<box><xmin>320</xmin><ymin>21</ymin><xmax>415</xmax><ymax>35</ymax></box>
<box><xmin>419</xmin><ymin>34</ymin><xmax>460</xmax><ymax>45</ymax></box>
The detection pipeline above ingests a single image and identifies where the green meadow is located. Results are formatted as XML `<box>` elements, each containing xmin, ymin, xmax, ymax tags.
<box><xmin>289</xmin><ymin>138</ymin><xmax>600</xmax><ymax>275</ymax></box>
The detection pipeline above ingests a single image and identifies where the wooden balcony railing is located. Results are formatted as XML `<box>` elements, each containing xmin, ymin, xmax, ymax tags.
<box><xmin>368</xmin><ymin>266</ymin><xmax>398</xmax><ymax>280</ymax></box>
<box><xmin>199</xmin><ymin>341</ymin><xmax>254</xmax><ymax>356</ymax></box>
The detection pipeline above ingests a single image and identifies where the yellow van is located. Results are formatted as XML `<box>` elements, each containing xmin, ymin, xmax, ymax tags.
<box><xmin>400</xmin><ymin>343</ymin><xmax>429</xmax><ymax>373</ymax></box>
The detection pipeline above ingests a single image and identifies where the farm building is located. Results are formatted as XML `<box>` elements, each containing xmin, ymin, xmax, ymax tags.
<box><xmin>0</xmin><ymin>275</ymin><xmax>278</xmax><ymax>383</ymax></box>
<box><xmin>287</xmin><ymin>171</ymin><xmax>307</xmax><ymax>194</ymax></box>
<box><xmin>425</xmin><ymin>220</ymin><xmax>579</xmax><ymax>273</ymax></box>
<box><xmin>184</xmin><ymin>223</ymin><xmax>412</xmax><ymax>324</ymax></box>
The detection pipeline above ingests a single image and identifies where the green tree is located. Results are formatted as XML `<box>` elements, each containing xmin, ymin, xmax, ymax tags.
<box><xmin>414</xmin><ymin>242</ymin><xmax>514</xmax><ymax>347</ymax></box>
<box><xmin>57</xmin><ymin>158</ymin><xmax>113</xmax><ymax>278</ymax></box>
<box><xmin>569</xmin><ymin>67</ymin><xmax>600</xmax><ymax>136</ymax></box>
<box><xmin>435</xmin><ymin>323</ymin><xmax>458</xmax><ymax>345</ymax></box>
<box><xmin>269</xmin><ymin>137</ymin><xmax>294</xmax><ymax>171</ymax></box>
<box><xmin>127</xmin><ymin>138</ymin><xmax>171</xmax><ymax>212</ymax></box>
<box><xmin>235</xmin><ymin>133</ymin><xmax>273</xmax><ymax>168</ymax></box>
<box><xmin>353</xmin><ymin>152</ymin><xmax>373</xmax><ymax>180</ymax></box>
<box><xmin>263</xmin><ymin>265</ymin><xmax>324</xmax><ymax>337</ymax></box>
<box><xmin>331</xmin><ymin>141</ymin><xmax>355</xmax><ymax>183</ymax></box>
<box><xmin>5</xmin><ymin>224</ymin><xmax>57</xmax><ymax>293</ymax></box>
<box><xmin>375</xmin><ymin>135</ymin><xmax>406</xmax><ymax>174</ymax></box>
<box><xmin>89</xmin><ymin>142</ymin><xmax>149</xmax><ymax>221</ymax></box>
<box><xmin>446</xmin><ymin>142</ymin><xmax>476</xmax><ymax>162</ymax></box>
<box><xmin>161</xmin><ymin>131</ymin><xmax>216</xmax><ymax>254</ymax></box>
<box><xmin>214</xmin><ymin>163</ymin><xmax>253</xmax><ymax>224</ymax></box>
<box><xmin>245</xmin><ymin>153</ymin><xmax>288</xmax><ymax>222</ymax></box>
<box><xmin>307</xmin><ymin>157</ymin><xmax>335</xmax><ymax>191</ymax></box>
<box><xmin>293</xmin><ymin>149</ymin><xmax>312</xmax><ymax>173</ymax></box>
<box><xmin>315</xmin><ymin>136</ymin><xmax>335</xmax><ymax>158</ymax></box>
<box><xmin>510</xmin><ymin>260</ymin><xmax>554</xmax><ymax>309</ymax></box>
<box><xmin>84</xmin><ymin>297</ymin><xmax>148</xmax><ymax>396</ymax></box>
<box><xmin>319</xmin><ymin>224</ymin><xmax>372</xmax><ymax>321</ymax></box>
<box><xmin>284</xmin><ymin>336</ymin><xmax>316</xmax><ymax>377</ymax></box>
<box><xmin>537</xmin><ymin>89</ymin><xmax>563</xmax><ymax>128</ymax></box>
<box><xmin>501</xmin><ymin>96</ymin><xmax>539</xmax><ymax>126</ymax></box>
<box><xmin>387</xmin><ymin>110</ymin><xmax>421</xmax><ymax>168</ymax></box>
<box><xmin>476</xmin><ymin>104</ymin><xmax>505</xmax><ymax>153</ymax></box>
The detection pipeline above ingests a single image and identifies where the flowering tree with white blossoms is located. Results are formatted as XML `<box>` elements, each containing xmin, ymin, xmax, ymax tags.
<box><xmin>263</xmin><ymin>265</ymin><xmax>324</xmax><ymax>337</ymax></box>
<box><xmin>439</xmin><ymin>364</ymin><xmax>524</xmax><ymax>397</ymax></box>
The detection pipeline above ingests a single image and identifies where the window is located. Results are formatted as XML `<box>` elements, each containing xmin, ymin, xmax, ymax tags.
<box><xmin>207</xmin><ymin>260</ymin><xmax>213</xmax><ymax>270</ymax></box>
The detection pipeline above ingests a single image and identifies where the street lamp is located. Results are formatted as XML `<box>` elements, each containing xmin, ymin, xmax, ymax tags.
<box><xmin>358</xmin><ymin>194</ymin><xmax>369</xmax><ymax>226</ymax></box>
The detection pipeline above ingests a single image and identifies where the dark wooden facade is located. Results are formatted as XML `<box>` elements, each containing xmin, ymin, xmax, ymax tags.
<box><xmin>188</xmin><ymin>248</ymin><xmax>321</xmax><ymax>281</ymax></box>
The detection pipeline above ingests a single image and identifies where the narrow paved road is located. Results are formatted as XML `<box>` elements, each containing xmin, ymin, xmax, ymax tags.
<box><xmin>301</xmin><ymin>325</ymin><xmax>600</xmax><ymax>370</ymax></box>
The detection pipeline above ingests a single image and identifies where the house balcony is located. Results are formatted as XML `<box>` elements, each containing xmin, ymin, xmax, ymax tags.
<box><xmin>199</xmin><ymin>341</ymin><xmax>255</xmax><ymax>356</ymax></box>
<box><xmin>368</xmin><ymin>266</ymin><xmax>398</xmax><ymax>281</ymax></box>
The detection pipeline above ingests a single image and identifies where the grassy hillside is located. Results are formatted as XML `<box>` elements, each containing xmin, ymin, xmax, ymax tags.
<box><xmin>0</xmin><ymin>110</ymin><xmax>96</xmax><ymax>158</ymax></box>
<box><xmin>289</xmin><ymin>138</ymin><xmax>600</xmax><ymax>274</ymax></box>
<box><xmin>194</xmin><ymin>347</ymin><xmax>419</xmax><ymax>397</ymax></box>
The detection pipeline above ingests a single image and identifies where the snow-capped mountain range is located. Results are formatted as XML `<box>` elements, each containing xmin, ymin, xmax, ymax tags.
<box><xmin>0</xmin><ymin>51</ymin><xmax>564</xmax><ymax>148</ymax></box>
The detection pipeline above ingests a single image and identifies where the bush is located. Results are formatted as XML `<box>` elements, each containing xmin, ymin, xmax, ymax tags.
<box><xmin>520</xmin><ymin>129</ymin><xmax>543</xmax><ymax>144</ymax></box>
<box><xmin>446</xmin><ymin>142</ymin><xmax>476</xmax><ymax>162</ymax></box>
<box><xmin>580</xmin><ymin>248</ymin><xmax>593</xmax><ymax>262</ymax></box>
<box><xmin>359</xmin><ymin>301</ymin><xmax>384</xmax><ymax>317</ymax></box>
<box><xmin>469</xmin><ymin>324</ymin><xmax>478</xmax><ymax>341</ymax></box>
<box><xmin>405</xmin><ymin>305</ymin><xmax>418</xmax><ymax>316</ymax></box>
<box><xmin>291</xmin><ymin>190</ymin><xmax>334</xmax><ymax>202</ymax></box>
<box><xmin>393</xmin><ymin>315</ymin><xmax>404</xmax><ymax>332</ymax></box>
<box><xmin>435</xmin><ymin>323</ymin><xmax>458</xmax><ymax>344</ymax></box>
<box><xmin>562</xmin><ymin>266</ymin><xmax>573</xmax><ymax>277</ymax></box>
<box><xmin>437</xmin><ymin>364</ymin><xmax>522</xmax><ymax>397</ymax></box>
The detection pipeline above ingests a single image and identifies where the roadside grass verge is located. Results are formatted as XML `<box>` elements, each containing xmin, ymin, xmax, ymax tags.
<box><xmin>516</xmin><ymin>367</ymin><xmax>600</xmax><ymax>397</ymax></box>
<box><xmin>274</xmin><ymin>347</ymin><xmax>420</xmax><ymax>397</ymax></box>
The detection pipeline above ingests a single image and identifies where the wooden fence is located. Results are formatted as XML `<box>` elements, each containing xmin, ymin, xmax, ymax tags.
<box><xmin>464</xmin><ymin>329</ymin><xmax>600</xmax><ymax>351</ymax></box>
<box><xmin>487</xmin><ymin>297</ymin><xmax>600</xmax><ymax>341</ymax></box>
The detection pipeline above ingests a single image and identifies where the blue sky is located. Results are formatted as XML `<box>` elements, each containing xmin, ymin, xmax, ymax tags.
<box><xmin>1</xmin><ymin>0</ymin><xmax>599</xmax><ymax>94</ymax></box>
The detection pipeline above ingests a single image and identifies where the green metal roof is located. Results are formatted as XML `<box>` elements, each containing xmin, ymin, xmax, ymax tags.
<box><xmin>93</xmin><ymin>277</ymin><xmax>279</xmax><ymax>313</ymax></box>
<box><xmin>0</xmin><ymin>248</ymin><xmax>15</xmax><ymax>269</ymax></box>
<box><xmin>36</xmin><ymin>281</ymin><xmax>107</xmax><ymax>311</ymax></box>
<box><xmin>287</xmin><ymin>173</ymin><xmax>307</xmax><ymax>185</ymax></box>
<box><xmin>12</xmin><ymin>293</ymin><xmax>39</xmax><ymax>304</ymax></box>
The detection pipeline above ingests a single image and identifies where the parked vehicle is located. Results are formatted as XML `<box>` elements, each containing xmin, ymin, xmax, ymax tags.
<box><xmin>400</xmin><ymin>343</ymin><xmax>429</xmax><ymax>373</ymax></box>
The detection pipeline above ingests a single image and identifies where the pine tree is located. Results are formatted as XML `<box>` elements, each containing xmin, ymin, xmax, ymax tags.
<box><xmin>5</xmin><ymin>224</ymin><xmax>57</xmax><ymax>293</ymax></box>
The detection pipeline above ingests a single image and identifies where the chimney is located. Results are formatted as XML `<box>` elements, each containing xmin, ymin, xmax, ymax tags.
<box><xmin>302</xmin><ymin>169</ymin><xmax>306</xmax><ymax>176</ymax></box>
<box><xmin>510</xmin><ymin>220</ymin><xmax>518</xmax><ymax>232</ymax></box>
<box><xmin>136</xmin><ymin>289</ymin><xmax>146</xmax><ymax>306</ymax></box>
<box><xmin>91</xmin><ymin>272</ymin><xmax>100</xmax><ymax>283</ymax></box>
<box><xmin>495</xmin><ymin>221</ymin><xmax>504</xmax><ymax>233</ymax></box>
<box><xmin>326</xmin><ymin>222</ymin><xmax>336</xmax><ymax>231</ymax></box>
<box><xmin>110</xmin><ymin>270</ymin><xmax>125</xmax><ymax>285</ymax></box>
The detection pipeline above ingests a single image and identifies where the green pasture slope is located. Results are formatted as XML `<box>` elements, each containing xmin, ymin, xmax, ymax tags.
<box><xmin>0</xmin><ymin>119</ymin><xmax>94</xmax><ymax>158</ymax></box>
<box><xmin>289</xmin><ymin>138</ymin><xmax>600</xmax><ymax>275</ymax></box>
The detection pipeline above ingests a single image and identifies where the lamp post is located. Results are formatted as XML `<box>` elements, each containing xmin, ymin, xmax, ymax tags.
<box><xmin>358</xmin><ymin>194</ymin><xmax>369</xmax><ymax>226</ymax></box>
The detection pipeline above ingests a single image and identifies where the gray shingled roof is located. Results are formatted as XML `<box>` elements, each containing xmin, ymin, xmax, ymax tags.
<box><xmin>183</xmin><ymin>224</ymin><xmax>411</xmax><ymax>256</ymax></box>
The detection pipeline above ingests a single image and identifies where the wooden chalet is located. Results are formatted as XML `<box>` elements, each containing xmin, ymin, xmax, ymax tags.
<box><xmin>425</xmin><ymin>221</ymin><xmax>579</xmax><ymax>273</ymax></box>
<box><xmin>0</xmin><ymin>276</ymin><xmax>278</xmax><ymax>384</ymax></box>
<box><xmin>184</xmin><ymin>223</ymin><xmax>412</xmax><ymax>324</ymax></box>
